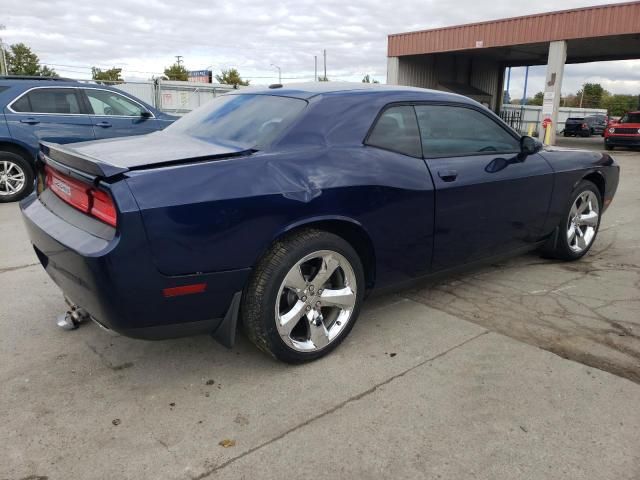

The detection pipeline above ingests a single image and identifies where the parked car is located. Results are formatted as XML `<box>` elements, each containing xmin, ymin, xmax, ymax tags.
<box><xmin>563</xmin><ymin>115</ymin><xmax>607</xmax><ymax>137</ymax></box>
<box><xmin>21</xmin><ymin>83</ymin><xmax>619</xmax><ymax>363</ymax></box>
<box><xmin>604</xmin><ymin>111</ymin><xmax>640</xmax><ymax>150</ymax></box>
<box><xmin>0</xmin><ymin>76</ymin><xmax>176</xmax><ymax>202</ymax></box>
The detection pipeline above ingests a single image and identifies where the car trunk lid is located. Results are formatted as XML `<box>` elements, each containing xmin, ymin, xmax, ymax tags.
<box><xmin>41</xmin><ymin>132</ymin><xmax>254</xmax><ymax>179</ymax></box>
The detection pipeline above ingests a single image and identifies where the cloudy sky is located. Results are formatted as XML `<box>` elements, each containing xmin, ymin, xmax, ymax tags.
<box><xmin>2</xmin><ymin>0</ymin><xmax>639</xmax><ymax>98</ymax></box>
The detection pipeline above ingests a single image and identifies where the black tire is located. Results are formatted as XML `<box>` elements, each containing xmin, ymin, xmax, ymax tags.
<box><xmin>543</xmin><ymin>180</ymin><xmax>602</xmax><ymax>261</ymax></box>
<box><xmin>241</xmin><ymin>228</ymin><xmax>365</xmax><ymax>363</ymax></box>
<box><xmin>563</xmin><ymin>131</ymin><xmax>570</xmax><ymax>137</ymax></box>
<box><xmin>605</xmin><ymin>144</ymin><xmax>614</xmax><ymax>151</ymax></box>
<box><xmin>0</xmin><ymin>151</ymin><xmax>35</xmax><ymax>203</ymax></box>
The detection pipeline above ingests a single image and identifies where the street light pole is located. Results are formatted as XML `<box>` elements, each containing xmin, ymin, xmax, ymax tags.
<box><xmin>271</xmin><ymin>64</ymin><xmax>281</xmax><ymax>83</ymax></box>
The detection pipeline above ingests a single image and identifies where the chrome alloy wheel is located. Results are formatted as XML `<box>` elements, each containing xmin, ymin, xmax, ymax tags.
<box><xmin>567</xmin><ymin>190</ymin><xmax>600</xmax><ymax>253</ymax></box>
<box><xmin>275</xmin><ymin>250</ymin><xmax>357</xmax><ymax>352</ymax></box>
<box><xmin>0</xmin><ymin>160</ymin><xmax>26</xmax><ymax>197</ymax></box>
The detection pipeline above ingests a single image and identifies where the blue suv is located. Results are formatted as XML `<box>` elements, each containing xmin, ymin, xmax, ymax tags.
<box><xmin>0</xmin><ymin>76</ymin><xmax>176</xmax><ymax>202</ymax></box>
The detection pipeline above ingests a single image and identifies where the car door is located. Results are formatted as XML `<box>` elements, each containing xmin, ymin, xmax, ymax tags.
<box><xmin>4</xmin><ymin>87</ymin><xmax>95</xmax><ymax>150</ymax></box>
<box><xmin>364</xmin><ymin>104</ymin><xmax>435</xmax><ymax>279</ymax></box>
<box><xmin>82</xmin><ymin>88</ymin><xmax>160</xmax><ymax>139</ymax></box>
<box><xmin>415</xmin><ymin>103</ymin><xmax>554</xmax><ymax>271</ymax></box>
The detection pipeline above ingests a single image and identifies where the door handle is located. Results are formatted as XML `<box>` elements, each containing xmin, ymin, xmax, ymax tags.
<box><xmin>95</xmin><ymin>121</ymin><xmax>112</xmax><ymax>128</ymax></box>
<box><xmin>19</xmin><ymin>118</ymin><xmax>40</xmax><ymax>125</ymax></box>
<box><xmin>438</xmin><ymin>170</ymin><xmax>458</xmax><ymax>182</ymax></box>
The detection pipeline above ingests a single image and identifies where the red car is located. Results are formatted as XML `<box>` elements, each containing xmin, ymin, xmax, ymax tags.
<box><xmin>604</xmin><ymin>111</ymin><xmax>640</xmax><ymax>150</ymax></box>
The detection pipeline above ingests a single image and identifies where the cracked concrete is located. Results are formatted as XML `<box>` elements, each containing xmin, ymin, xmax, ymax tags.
<box><xmin>1</xmin><ymin>141</ymin><xmax>639</xmax><ymax>479</ymax></box>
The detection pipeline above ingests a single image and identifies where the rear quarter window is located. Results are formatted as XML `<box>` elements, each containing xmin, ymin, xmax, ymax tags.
<box><xmin>366</xmin><ymin>105</ymin><xmax>422</xmax><ymax>157</ymax></box>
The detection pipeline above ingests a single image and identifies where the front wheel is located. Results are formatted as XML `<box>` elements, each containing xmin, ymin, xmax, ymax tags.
<box><xmin>0</xmin><ymin>152</ymin><xmax>34</xmax><ymax>203</ymax></box>
<box><xmin>544</xmin><ymin>180</ymin><xmax>601</xmax><ymax>261</ymax></box>
<box><xmin>241</xmin><ymin>229</ymin><xmax>365</xmax><ymax>363</ymax></box>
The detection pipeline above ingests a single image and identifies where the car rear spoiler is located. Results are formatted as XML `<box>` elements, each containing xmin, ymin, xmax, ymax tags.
<box><xmin>40</xmin><ymin>142</ymin><xmax>129</xmax><ymax>178</ymax></box>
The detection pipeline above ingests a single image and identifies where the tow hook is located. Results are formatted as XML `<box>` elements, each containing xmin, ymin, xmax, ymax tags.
<box><xmin>56</xmin><ymin>304</ymin><xmax>90</xmax><ymax>331</ymax></box>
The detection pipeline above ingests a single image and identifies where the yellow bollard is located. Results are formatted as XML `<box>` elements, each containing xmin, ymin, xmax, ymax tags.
<box><xmin>544</xmin><ymin>123</ymin><xmax>552</xmax><ymax>145</ymax></box>
<box><xmin>527</xmin><ymin>123</ymin><xmax>534</xmax><ymax>137</ymax></box>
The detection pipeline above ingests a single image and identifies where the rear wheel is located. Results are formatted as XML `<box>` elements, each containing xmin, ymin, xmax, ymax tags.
<box><xmin>241</xmin><ymin>229</ymin><xmax>364</xmax><ymax>363</ymax></box>
<box><xmin>544</xmin><ymin>180</ymin><xmax>601</xmax><ymax>261</ymax></box>
<box><xmin>0</xmin><ymin>152</ymin><xmax>34</xmax><ymax>203</ymax></box>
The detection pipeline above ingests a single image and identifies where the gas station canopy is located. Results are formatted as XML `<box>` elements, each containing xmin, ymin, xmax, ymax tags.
<box><xmin>388</xmin><ymin>1</ymin><xmax>640</xmax><ymax>66</ymax></box>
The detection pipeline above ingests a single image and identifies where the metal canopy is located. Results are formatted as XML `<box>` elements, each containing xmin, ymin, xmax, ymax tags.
<box><xmin>388</xmin><ymin>2</ymin><xmax>640</xmax><ymax>66</ymax></box>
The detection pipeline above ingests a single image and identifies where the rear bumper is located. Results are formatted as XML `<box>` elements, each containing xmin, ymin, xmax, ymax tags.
<box><xmin>20</xmin><ymin>193</ymin><xmax>250</xmax><ymax>340</ymax></box>
<box><xmin>605</xmin><ymin>136</ymin><xmax>640</xmax><ymax>147</ymax></box>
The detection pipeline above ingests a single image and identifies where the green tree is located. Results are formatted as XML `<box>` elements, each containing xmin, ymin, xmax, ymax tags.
<box><xmin>215</xmin><ymin>68</ymin><xmax>249</xmax><ymax>86</ymax></box>
<box><xmin>602</xmin><ymin>94</ymin><xmax>639</xmax><ymax>116</ymax></box>
<box><xmin>163</xmin><ymin>63</ymin><xmax>188</xmax><ymax>81</ymax></box>
<box><xmin>91</xmin><ymin>66</ymin><xmax>123</xmax><ymax>83</ymax></box>
<box><xmin>576</xmin><ymin>83</ymin><xmax>606</xmax><ymax>108</ymax></box>
<box><xmin>4</xmin><ymin>43</ymin><xmax>57</xmax><ymax>77</ymax></box>
<box><xmin>528</xmin><ymin>91</ymin><xmax>544</xmax><ymax>106</ymax></box>
<box><xmin>318</xmin><ymin>76</ymin><xmax>329</xmax><ymax>82</ymax></box>
<box><xmin>362</xmin><ymin>74</ymin><xmax>379</xmax><ymax>84</ymax></box>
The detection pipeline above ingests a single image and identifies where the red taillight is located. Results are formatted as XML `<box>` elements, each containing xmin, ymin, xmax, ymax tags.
<box><xmin>44</xmin><ymin>165</ymin><xmax>117</xmax><ymax>227</ymax></box>
<box><xmin>90</xmin><ymin>189</ymin><xmax>117</xmax><ymax>227</ymax></box>
<box><xmin>162</xmin><ymin>283</ymin><xmax>207</xmax><ymax>298</ymax></box>
<box><xmin>45</xmin><ymin>165</ymin><xmax>91</xmax><ymax>213</ymax></box>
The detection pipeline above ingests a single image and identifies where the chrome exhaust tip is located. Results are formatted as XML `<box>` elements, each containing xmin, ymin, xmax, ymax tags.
<box><xmin>56</xmin><ymin>305</ymin><xmax>90</xmax><ymax>331</ymax></box>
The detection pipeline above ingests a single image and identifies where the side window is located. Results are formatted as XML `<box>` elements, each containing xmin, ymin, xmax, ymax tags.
<box><xmin>366</xmin><ymin>105</ymin><xmax>422</xmax><ymax>158</ymax></box>
<box><xmin>11</xmin><ymin>88</ymin><xmax>82</xmax><ymax>114</ymax></box>
<box><xmin>415</xmin><ymin>105</ymin><xmax>520</xmax><ymax>156</ymax></box>
<box><xmin>84</xmin><ymin>89</ymin><xmax>146</xmax><ymax>116</ymax></box>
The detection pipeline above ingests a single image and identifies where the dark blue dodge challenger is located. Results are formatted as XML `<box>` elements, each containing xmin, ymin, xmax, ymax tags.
<box><xmin>21</xmin><ymin>83</ymin><xmax>619</xmax><ymax>362</ymax></box>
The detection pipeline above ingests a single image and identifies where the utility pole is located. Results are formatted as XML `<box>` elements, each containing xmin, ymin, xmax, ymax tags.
<box><xmin>314</xmin><ymin>56</ymin><xmax>317</xmax><ymax>82</ymax></box>
<box><xmin>0</xmin><ymin>25</ymin><xmax>7</xmax><ymax>76</ymax></box>
<box><xmin>175</xmin><ymin>55</ymin><xmax>183</xmax><ymax>66</ymax></box>
<box><xmin>323</xmin><ymin>49</ymin><xmax>327</xmax><ymax>81</ymax></box>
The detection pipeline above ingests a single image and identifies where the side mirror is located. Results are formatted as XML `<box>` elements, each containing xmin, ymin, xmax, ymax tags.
<box><xmin>520</xmin><ymin>135</ymin><xmax>541</xmax><ymax>155</ymax></box>
<box><xmin>140</xmin><ymin>111</ymin><xmax>152</xmax><ymax>119</ymax></box>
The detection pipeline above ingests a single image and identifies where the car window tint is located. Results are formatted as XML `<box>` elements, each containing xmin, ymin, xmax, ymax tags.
<box><xmin>165</xmin><ymin>94</ymin><xmax>307</xmax><ymax>149</ymax></box>
<box><xmin>12</xmin><ymin>88</ymin><xmax>81</xmax><ymax>114</ymax></box>
<box><xmin>85</xmin><ymin>89</ymin><xmax>145</xmax><ymax>116</ymax></box>
<box><xmin>367</xmin><ymin>106</ymin><xmax>421</xmax><ymax>157</ymax></box>
<box><xmin>415</xmin><ymin>105</ymin><xmax>519</xmax><ymax>156</ymax></box>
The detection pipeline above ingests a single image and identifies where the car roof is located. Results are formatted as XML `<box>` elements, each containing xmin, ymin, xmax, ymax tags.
<box><xmin>0</xmin><ymin>76</ymin><xmax>128</xmax><ymax>90</ymax></box>
<box><xmin>228</xmin><ymin>81</ymin><xmax>473</xmax><ymax>103</ymax></box>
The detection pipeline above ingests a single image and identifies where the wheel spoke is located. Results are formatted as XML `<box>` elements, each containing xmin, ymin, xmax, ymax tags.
<box><xmin>320</xmin><ymin>287</ymin><xmax>356</xmax><ymax>309</ymax></box>
<box><xmin>567</xmin><ymin>224</ymin><xmax>577</xmax><ymax>243</ymax></box>
<box><xmin>308</xmin><ymin>314</ymin><xmax>330</xmax><ymax>349</ymax></box>
<box><xmin>283</xmin><ymin>265</ymin><xmax>307</xmax><ymax>294</ymax></box>
<box><xmin>578</xmin><ymin>195</ymin><xmax>591</xmax><ymax>214</ymax></box>
<box><xmin>279</xmin><ymin>300</ymin><xmax>307</xmax><ymax>335</ymax></box>
<box><xmin>576</xmin><ymin>234</ymin><xmax>587</xmax><ymax>250</ymax></box>
<box><xmin>578</xmin><ymin>210</ymin><xmax>598</xmax><ymax>227</ymax></box>
<box><xmin>310</xmin><ymin>254</ymin><xmax>340</xmax><ymax>288</ymax></box>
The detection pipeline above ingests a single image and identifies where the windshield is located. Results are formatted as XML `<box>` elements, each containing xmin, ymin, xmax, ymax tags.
<box><xmin>165</xmin><ymin>94</ymin><xmax>307</xmax><ymax>148</ymax></box>
<box><xmin>620</xmin><ymin>113</ymin><xmax>640</xmax><ymax>124</ymax></box>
